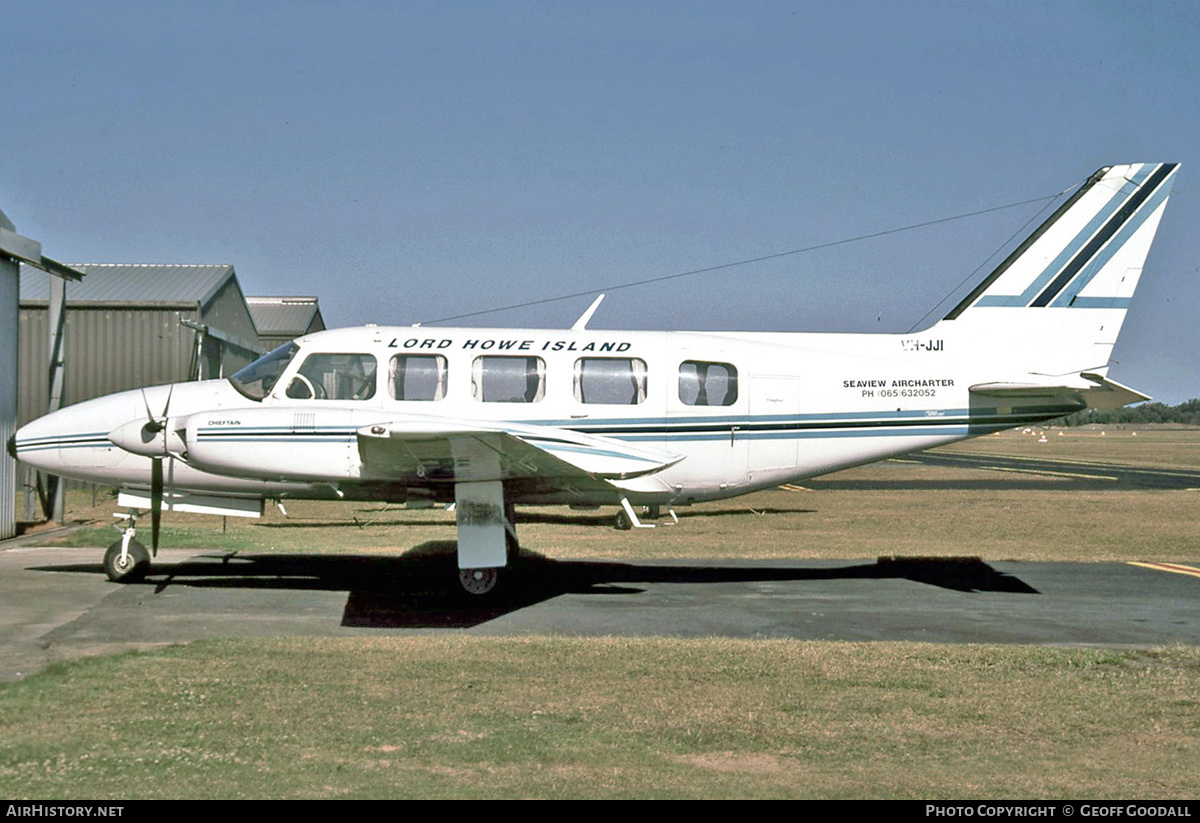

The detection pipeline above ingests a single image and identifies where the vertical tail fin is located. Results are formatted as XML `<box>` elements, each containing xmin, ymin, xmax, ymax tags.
<box><xmin>940</xmin><ymin>162</ymin><xmax>1179</xmax><ymax>378</ymax></box>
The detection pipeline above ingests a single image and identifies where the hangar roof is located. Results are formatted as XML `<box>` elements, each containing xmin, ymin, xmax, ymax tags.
<box><xmin>19</xmin><ymin>263</ymin><xmax>236</xmax><ymax>307</ymax></box>
<box><xmin>247</xmin><ymin>296</ymin><xmax>325</xmax><ymax>335</ymax></box>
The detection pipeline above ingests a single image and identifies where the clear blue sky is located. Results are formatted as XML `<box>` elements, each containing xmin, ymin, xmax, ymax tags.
<box><xmin>3</xmin><ymin>1</ymin><xmax>1197</xmax><ymax>402</ymax></box>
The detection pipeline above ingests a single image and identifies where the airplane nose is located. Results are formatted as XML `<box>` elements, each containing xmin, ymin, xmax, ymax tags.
<box><xmin>12</xmin><ymin>414</ymin><xmax>65</xmax><ymax>473</ymax></box>
<box><xmin>5</xmin><ymin>434</ymin><xmax>15</xmax><ymax>461</ymax></box>
<box><xmin>14</xmin><ymin>394</ymin><xmax>140</xmax><ymax>475</ymax></box>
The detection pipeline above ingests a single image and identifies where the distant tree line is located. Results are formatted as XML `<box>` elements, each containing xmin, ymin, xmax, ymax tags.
<box><xmin>1055</xmin><ymin>398</ymin><xmax>1200</xmax><ymax>426</ymax></box>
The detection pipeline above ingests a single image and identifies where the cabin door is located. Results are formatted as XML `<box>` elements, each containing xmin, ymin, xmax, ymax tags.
<box><xmin>748</xmin><ymin>375</ymin><xmax>800</xmax><ymax>483</ymax></box>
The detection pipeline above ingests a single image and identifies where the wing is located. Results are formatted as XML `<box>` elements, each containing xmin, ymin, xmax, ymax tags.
<box><xmin>356</xmin><ymin>416</ymin><xmax>684</xmax><ymax>494</ymax></box>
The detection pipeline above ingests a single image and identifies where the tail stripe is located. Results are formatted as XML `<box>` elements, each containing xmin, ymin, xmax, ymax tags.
<box><xmin>932</xmin><ymin>161</ymin><xmax>1177</xmax><ymax>400</ymax></box>
<box><xmin>974</xmin><ymin>163</ymin><xmax>1156</xmax><ymax>308</ymax></box>
<box><xmin>1049</xmin><ymin>165</ymin><xmax>1177</xmax><ymax>308</ymax></box>
<box><xmin>943</xmin><ymin>168</ymin><xmax>1103</xmax><ymax>320</ymax></box>
<box><xmin>1030</xmin><ymin>162</ymin><xmax>1176</xmax><ymax>307</ymax></box>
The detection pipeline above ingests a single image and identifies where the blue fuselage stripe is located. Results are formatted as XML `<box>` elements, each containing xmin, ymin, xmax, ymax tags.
<box><xmin>21</xmin><ymin>407</ymin><xmax>1072</xmax><ymax>455</ymax></box>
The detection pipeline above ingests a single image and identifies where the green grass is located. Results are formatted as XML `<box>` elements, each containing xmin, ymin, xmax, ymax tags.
<box><xmin>2</xmin><ymin>638</ymin><xmax>1199</xmax><ymax>799</ymax></box>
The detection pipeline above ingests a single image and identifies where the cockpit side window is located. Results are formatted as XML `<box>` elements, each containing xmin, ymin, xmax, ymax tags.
<box><xmin>285</xmin><ymin>353</ymin><xmax>378</xmax><ymax>401</ymax></box>
<box><xmin>229</xmin><ymin>343</ymin><xmax>300</xmax><ymax>401</ymax></box>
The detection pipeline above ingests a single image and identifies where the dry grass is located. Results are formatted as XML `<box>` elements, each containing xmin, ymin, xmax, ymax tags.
<box><xmin>2</xmin><ymin>637</ymin><xmax>1198</xmax><ymax>799</ymax></box>
<box><xmin>939</xmin><ymin>425</ymin><xmax>1200</xmax><ymax>469</ymax></box>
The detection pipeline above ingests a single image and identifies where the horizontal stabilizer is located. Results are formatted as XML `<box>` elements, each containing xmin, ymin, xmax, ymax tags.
<box><xmin>969</xmin><ymin>373</ymin><xmax>1150</xmax><ymax>412</ymax></box>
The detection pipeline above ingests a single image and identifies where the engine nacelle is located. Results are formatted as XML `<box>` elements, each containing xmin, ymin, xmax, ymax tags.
<box><xmin>180</xmin><ymin>407</ymin><xmax>375</xmax><ymax>483</ymax></box>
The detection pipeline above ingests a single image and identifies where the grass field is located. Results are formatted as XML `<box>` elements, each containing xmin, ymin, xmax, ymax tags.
<box><xmin>3</xmin><ymin>427</ymin><xmax>1199</xmax><ymax>799</ymax></box>
<box><xmin>939</xmin><ymin>424</ymin><xmax>1200</xmax><ymax>469</ymax></box>
<box><xmin>3</xmin><ymin>639</ymin><xmax>1199</xmax><ymax>799</ymax></box>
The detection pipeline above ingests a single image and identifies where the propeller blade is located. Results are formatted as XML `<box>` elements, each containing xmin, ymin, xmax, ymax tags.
<box><xmin>140</xmin><ymin>388</ymin><xmax>156</xmax><ymax>425</ymax></box>
<box><xmin>141</xmin><ymin>385</ymin><xmax>174</xmax><ymax>435</ymax></box>
<box><xmin>150</xmin><ymin>458</ymin><xmax>163</xmax><ymax>556</ymax></box>
<box><xmin>160</xmin><ymin>384</ymin><xmax>174</xmax><ymax>421</ymax></box>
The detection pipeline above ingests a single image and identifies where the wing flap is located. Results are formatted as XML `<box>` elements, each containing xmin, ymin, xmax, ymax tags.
<box><xmin>356</xmin><ymin>418</ymin><xmax>683</xmax><ymax>489</ymax></box>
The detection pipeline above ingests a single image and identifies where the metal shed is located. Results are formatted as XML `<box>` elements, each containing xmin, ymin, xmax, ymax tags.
<box><xmin>18</xmin><ymin>263</ymin><xmax>263</xmax><ymax>427</ymax></box>
<box><xmin>247</xmin><ymin>296</ymin><xmax>325</xmax><ymax>351</ymax></box>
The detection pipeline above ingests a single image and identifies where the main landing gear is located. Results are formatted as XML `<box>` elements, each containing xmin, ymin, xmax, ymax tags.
<box><xmin>459</xmin><ymin>567</ymin><xmax>499</xmax><ymax>595</ymax></box>
<box><xmin>459</xmin><ymin>517</ymin><xmax>520</xmax><ymax>596</ymax></box>
<box><xmin>453</xmin><ymin>481</ymin><xmax>521</xmax><ymax>597</ymax></box>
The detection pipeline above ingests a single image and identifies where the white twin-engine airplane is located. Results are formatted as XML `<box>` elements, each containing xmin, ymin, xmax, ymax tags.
<box><xmin>12</xmin><ymin>162</ymin><xmax>1180</xmax><ymax>594</ymax></box>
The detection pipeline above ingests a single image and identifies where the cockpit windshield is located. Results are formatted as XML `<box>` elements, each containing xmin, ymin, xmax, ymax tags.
<box><xmin>229</xmin><ymin>342</ymin><xmax>300</xmax><ymax>400</ymax></box>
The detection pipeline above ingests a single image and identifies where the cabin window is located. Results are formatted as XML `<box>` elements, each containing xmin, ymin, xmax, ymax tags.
<box><xmin>285</xmin><ymin>353</ymin><xmax>378</xmax><ymax>401</ymax></box>
<box><xmin>473</xmin><ymin>356</ymin><xmax>546</xmax><ymax>403</ymax></box>
<box><xmin>389</xmin><ymin>354</ymin><xmax>447</xmax><ymax>401</ymax></box>
<box><xmin>574</xmin><ymin>358</ymin><xmax>648</xmax><ymax>405</ymax></box>
<box><xmin>679</xmin><ymin>361</ymin><xmax>738</xmax><ymax>406</ymax></box>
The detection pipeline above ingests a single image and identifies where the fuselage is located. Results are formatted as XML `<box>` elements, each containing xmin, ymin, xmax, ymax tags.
<box><xmin>13</xmin><ymin>318</ymin><xmax>1081</xmax><ymax>508</ymax></box>
<box><xmin>17</xmin><ymin>162</ymin><xmax>1179</xmax><ymax>515</ymax></box>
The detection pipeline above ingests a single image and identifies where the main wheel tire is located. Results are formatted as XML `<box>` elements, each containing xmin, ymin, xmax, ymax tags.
<box><xmin>103</xmin><ymin>539</ymin><xmax>151</xmax><ymax>583</ymax></box>
<box><xmin>459</xmin><ymin>567</ymin><xmax>499</xmax><ymax>595</ymax></box>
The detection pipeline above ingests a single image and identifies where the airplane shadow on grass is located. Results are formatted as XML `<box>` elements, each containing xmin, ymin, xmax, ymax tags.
<box><xmin>33</xmin><ymin>542</ymin><xmax>1038</xmax><ymax>629</ymax></box>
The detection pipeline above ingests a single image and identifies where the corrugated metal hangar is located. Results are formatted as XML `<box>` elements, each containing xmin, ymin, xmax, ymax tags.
<box><xmin>247</xmin><ymin>295</ymin><xmax>326</xmax><ymax>351</ymax></box>
<box><xmin>2</xmin><ymin>201</ymin><xmax>332</xmax><ymax>537</ymax></box>
<box><xmin>17</xmin><ymin>263</ymin><xmax>266</xmax><ymax>427</ymax></box>
<box><xmin>4</xmin><ymin>258</ymin><xmax>327</xmax><ymax>532</ymax></box>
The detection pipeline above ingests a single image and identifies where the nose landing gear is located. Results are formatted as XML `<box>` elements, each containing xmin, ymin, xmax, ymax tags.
<box><xmin>103</xmin><ymin>512</ymin><xmax>151</xmax><ymax>583</ymax></box>
<box><xmin>103</xmin><ymin>534</ymin><xmax>150</xmax><ymax>583</ymax></box>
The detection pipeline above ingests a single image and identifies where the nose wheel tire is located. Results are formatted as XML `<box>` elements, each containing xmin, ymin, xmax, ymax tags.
<box><xmin>103</xmin><ymin>539</ymin><xmax>151</xmax><ymax>583</ymax></box>
<box><xmin>459</xmin><ymin>567</ymin><xmax>499</xmax><ymax>595</ymax></box>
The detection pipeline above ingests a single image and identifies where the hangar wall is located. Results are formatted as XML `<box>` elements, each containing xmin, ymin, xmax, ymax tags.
<box><xmin>18</xmin><ymin>305</ymin><xmax>201</xmax><ymax>427</ymax></box>
<box><xmin>17</xmin><ymin>264</ymin><xmax>263</xmax><ymax>427</ymax></box>
<box><xmin>0</xmin><ymin>257</ymin><xmax>17</xmax><ymax>538</ymax></box>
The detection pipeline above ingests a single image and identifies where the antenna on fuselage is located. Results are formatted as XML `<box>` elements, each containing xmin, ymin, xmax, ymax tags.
<box><xmin>571</xmin><ymin>293</ymin><xmax>605</xmax><ymax>331</ymax></box>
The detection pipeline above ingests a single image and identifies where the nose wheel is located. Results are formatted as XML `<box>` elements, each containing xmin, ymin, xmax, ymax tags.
<box><xmin>103</xmin><ymin>537</ymin><xmax>150</xmax><ymax>583</ymax></box>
